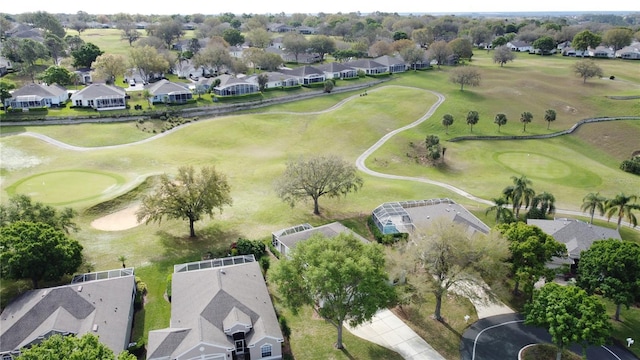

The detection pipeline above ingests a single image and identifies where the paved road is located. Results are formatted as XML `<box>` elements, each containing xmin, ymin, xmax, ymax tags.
<box><xmin>460</xmin><ymin>313</ymin><xmax>639</xmax><ymax>360</ymax></box>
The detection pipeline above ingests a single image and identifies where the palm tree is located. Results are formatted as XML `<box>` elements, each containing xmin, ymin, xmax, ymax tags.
<box><xmin>466</xmin><ymin>110</ymin><xmax>479</xmax><ymax>133</ymax></box>
<box><xmin>485</xmin><ymin>197</ymin><xmax>514</xmax><ymax>224</ymax></box>
<box><xmin>502</xmin><ymin>175</ymin><xmax>536</xmax><ymax>219</ymax></box>
<box><xmin>531</xmin><ymin>191</ymin><xmax>556</xmax><ymax>218</ymax></box>
<box><xmin>581</xmin><ymin>192</ymin><xmax>606</xmax><ymax>224</ymax></box>
<box><xmin>544</xmin><ymin>109</ymin><xmax>556</xmax><ymax>130</ymax></box>
<box><xmin>520</xmin><ymin>111</ymin><xmax>533</xmax><ymax>132</ymax></box>
<box><xmin>605</xmin><ymin>193</ymin><xmax>639</xmax><ymax>231</ymax></box>
<box><xmin>442</xmin><ymin>114</ymin><xmax>454</xmax><ymax>134</ymax></box>
<box><xmin>142</xmin><ymin>89</ymin><xmax>153</xmax><ymax>109</ymax></box>
<box><xmin>494</xmin><ymin>113</ymin><xmax>507</xmax><ymax>132</ymax></box>
<box><xmin>118</xmin><ymin>255</ymin><xmax>127</xmax><ymax>268</ymax></box>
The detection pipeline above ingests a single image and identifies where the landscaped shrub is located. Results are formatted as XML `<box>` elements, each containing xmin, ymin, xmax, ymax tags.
<box><xmin>264</xmin><ymin>238</ymin><xmax>281</xmax><ymax>259</ymax></box>
<box><xmin>259</xmin><ymin>256</ymin><xmax>270</xmax><ymax>273</ymax></box>
<box><xmin>620</xmin><ymin>156</ymin><xmax>640</xmax><ymax>175</ymax></box>
<box><xmin>166</xmin><ymin>273</ymin><xmax>172</xmax><ymax>302</ymax></box>
<box><xmin>233</xmin><ymin>238</ymin><xmax>266</xmax><ymax>259</ymax></box>
<box><xmin>134</xmin><ymin>276</ymin><xmax>148</xmax><ymax>309</ymax></box>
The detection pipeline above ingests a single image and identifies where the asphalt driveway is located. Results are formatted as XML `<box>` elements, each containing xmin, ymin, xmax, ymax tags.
<box><xmin>460</xmin><ymin>313</ymin><xmax>638</xmax><ymax>360</ymax></box>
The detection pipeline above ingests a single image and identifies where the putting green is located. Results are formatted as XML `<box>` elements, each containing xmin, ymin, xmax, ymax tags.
<box><xmin>6</xmin><ymin>170</ymin><xmax>125</xmax><ymax>206</ymax></box>
<box><xmin>495</xmin><ymin>152</ymin><xmax>571</xmax><ymax>179</ymax></box>
<box><xmin>493</xmin><ymin>151</ymin><xmax>602</xmax><ymax>188</ymax></box>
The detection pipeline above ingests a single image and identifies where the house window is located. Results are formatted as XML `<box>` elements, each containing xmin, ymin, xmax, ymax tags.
<box><xmin>261</xmin><ymin>344</ymin><xmax>272</xmax><ymax>357</ymax></box>
<box><xmin>88</xmin><ymin>100</ymin><xmax>94</xmax><ymax>107</ymax></box>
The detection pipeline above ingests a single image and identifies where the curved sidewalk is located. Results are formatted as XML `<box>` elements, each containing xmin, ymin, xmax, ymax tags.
<box><xmin>345</xmin><ymin>309</ymin><xmax>446</xmax><ymax>360</ymax></box>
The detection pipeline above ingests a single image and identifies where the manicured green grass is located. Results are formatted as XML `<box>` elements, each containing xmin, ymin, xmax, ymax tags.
<box><xmin>2</xmin><ymin>51</ymin><xmax>639</xmax><ymax>360</ymax></box>
<box><xmin>605</xmin><ymin>298</ymin><xmax>640</xmax><ymax>358</ymax></box>
<box><xmin>6</xmin><ymin>169</ymin><xmax>125</xmax><ymax>205</ymax></box>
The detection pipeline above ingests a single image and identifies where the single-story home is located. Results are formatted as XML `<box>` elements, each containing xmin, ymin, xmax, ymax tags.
<box><xmin>561</xmin><ymin>47</ymin><xmax>588</xmax><ymax>57</ymax></box>
<box><xmin>527</xmin><ymin>218</ymin><xmax>621</xmax><ymax>271</ymax></box>
<box><xmin>213</xmin><ymin>74</ymin><xmax>259</xmax><ymax>96</ymax></box>
<box><xmin>507</xmin><ymin>41</ymin><xmax>533</xmax><ymax>52</ymax></box>
<box><xmin>145</xmin><ymin>79</ymin><xmax>193</xmax><ymax>104</ymax></box>
<box><xmin>588</xmin><ymin>46</ymin><xmax>614</xmax><ymax>58</ymax></box>
<box><xmin>316</xmin><ymin>62</ymin><xmax>358</xmax><ymax>80</ymax></box>
<box><xmin>0</xmin><ymin>268</ymin><xmax>136</xmax><ymax>358</ymax></box>
<box><xmin>4</xmin><ymin>83</ymin><xmax>68</xmax><ymax>110</ymax></box>
<box><xmin>70</xmin><ymin>84</ymin><xmax>126</xmax><ymax>111</ymax></box>
<box><xmin>279</xmin><ymin>66</ymin><xmax>325</xmax><ymax>85</ymax></box>
<box><xmin>268</xmin><ymin>23</ymin><xmax>294</xmax><ymax>33</ymax></box>
<box><xmin>344</xmin><ymin>59</ymin><xmax>387</xmax><ymax>75</ymax></box>
<box><xmin>617</xmin><ymin>43</ymin><xmax>640</xmax><ymax>60</ymax></box>
<box><xmin>374</xmin><ymin>55</ymin><xmax>408</xmax><ymax>73</ymax></box>
<box><xmin>371</xmin><ymin>198</ymin><xmax>490</xmax><ymax>236</ymax></box>
<box><xmin>272</xmin><ymin>222</ymin><xmax>369</xmax><ymax>258</ymax></box>
<box><xmin>297</xmin><ymin>26</ymin><xmax>316</xmax><ymax>35</ymax></box>
<box><xmin>147</xmin><ymin>255</ymin><xmax>284</xmax><ymax>360</ymax></box>
<box><xmin>75</xmin><ymin>68</ymin><xmax>93</xmax><ymax>85</ymax></box>
<box><xmin>0</xmin><ymin>56</ymin><xmax>13</xmax><ymax>76</ymax></box>
<box><xmin>246</xmin><ymin>71</ymin><xmax>299</xmax><ymax>89</ymax></box>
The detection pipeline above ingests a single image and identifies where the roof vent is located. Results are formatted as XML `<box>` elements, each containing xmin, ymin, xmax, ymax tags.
<box><xmin>93</xmin><ymin>324</ymin><xmax>98</xmax><ymax>332</ymax></box>
<box><xmin>77</xmin><ymin>286</ymin><xmax>83</xmax><ymax>292</ymax></box>
<box><xmin>220</xmin><ymin>269</ymin><xmax>226</xmax><ymax>275</ymax></box>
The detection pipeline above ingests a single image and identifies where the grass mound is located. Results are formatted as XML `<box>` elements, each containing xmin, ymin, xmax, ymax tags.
<box><xmin>83</xmin><ymin>175</ymin><xmax>158</xmax><ymax>216</ymax></box>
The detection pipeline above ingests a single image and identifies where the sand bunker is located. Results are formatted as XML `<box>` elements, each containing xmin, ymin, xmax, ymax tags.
<box><xmin>91</xmin><ymin>204</ymin><xmax>142</xmax><ymax>231</ymax></box>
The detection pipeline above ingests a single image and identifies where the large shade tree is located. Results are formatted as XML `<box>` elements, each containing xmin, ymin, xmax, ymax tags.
<box><xmin>0</xmin><ymin>221</ymin><xmax>83</xmax><ymax>288</ymax></box>
<box><xmin>577</xmin><ymin>239</ymin><xmax>640</xmax><ymax>321</ymax></box>
<box><xmin>91</xmin><ymin>53</ymin><xmax>127</xmax><ymax>84</ymax></box>
<box><xmin>71</xmin><ymin>42</ymin><xmax>104</xmax><ymax>68</ymax></box>
<box><xmin>272</xmin><ymin>233</ymin><xmax>395</xmax><ymax>349</ymax></box>
<box><xmin>411</xmin><ymin>220</ymin><xmax>509</xmax><ymax>321</ymax></box>
<box><xmin>573</xmin><ymin>59</ymin><xmax>603</xmax><ymax>84</ymax></box>
<box><xmin>602</xmin><ymin>28</ymin><xmax>633</xmax><ymax>57</ymax></box>
<box><xmin>275</xmin><ymin>155</ymin><xmax>363</xmax><ymax>215</ymax></box>
<box><xmin>604</xmin><ymin>193</ymin><xmax>638</xmax><ymax>231</ymax></box>
<box><xmin>449</xmin><ymin>66</ymin><xmax>481</xmax><ymax>91</ymax></box>
<box><xmin>308</xmin><ymin>35</ymin><xmax>336</xmax><ymax>61</ymax></box>
<box><xmin>136</xmin><ymin>165</ymin><xmax>232</xmax><ymax>238</ymax></box>
<box><xmin>497</xmin><ymin>222</ymin><xmax>566</xmax><ymax>297</ymax></box>
<box><xmin>492</xmin><ymin>45</ymin><xmax>515</xmax><ymax>67</ymax></box>
<box><xmin>128</xmin><ymin>45</ymin><xmax>169</xmax><ymax>83</ymax></box>
<box><xmin>0</xmin><ymin>194</ymin><xmax>78</xmax><ymax>233</ymax></box>
<box><xmin>571</xmin><ymin>30</ymin><xmax>602</xmax><ymax>57</ymax></box>
<box><xmin>525</xmin><ymin>283</ymin><xmax>611</xmax><ymax>360</ymax></box>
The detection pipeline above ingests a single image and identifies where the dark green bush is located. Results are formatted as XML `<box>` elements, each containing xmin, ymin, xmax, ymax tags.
<box><xmin>620</xmin><ymin>157</ymin><xmax>640</xmax><ymax>175</ymax></box>
<box><xmin>234</xmin><ymin>238</ymin><xmax>266</xmax><ymax>259</ymax></box>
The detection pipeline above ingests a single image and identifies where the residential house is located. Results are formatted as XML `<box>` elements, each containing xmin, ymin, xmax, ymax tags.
<box><xmin>5</xmin><ymin>83</ymin><xmax>68</xmax><ymax>110</ymax></box>
<box><xmin>75</xmin><ymin>68</ymin><xmax>93</xmax><ymax>84</ymax></box>
<box><xmin>279</xmin><ymin>66</ymin><xmax>325</xmax><ymax>85</ymax></box>
<box><xmin>246</xmin><ymin>71</ymin><xmax>299</xmax><ymax>89</ymax></box>
<box><xmin>0</xmin><ymin>268</ymin><xmax>136</xmax><ymax>358</ymax></box>
<box><xmin>268</xmin><ymin>23</ymin><xmax>294</xmax><ymax>33</ymax></box>
<box><xmin>0</xmin><ymin>56</ymin><xmax>13</xmax><ymax>76</ymax></box>
<box><xmin>374</xmin><ymin>55</ymin><xmax>408</xmax><ymax>73</ymax></box>
<box><xmin>229</xmin><ymin>45</ymin><xmax>246</xmax><ymax>59</ymax></box>
<box><xmin>316</xmin><ymin>62</ymin><xmax>358</xmax><ymax>80</ymax></box>
<box><xmin>146</xmin><ymin>79</ymin><xmax>193</xmax><ymax>104</ymax></box>
<box><xmin>343</xmin><ymin>59</ymin><xmax>387</xmax><ymax>75</ymax></box>
<box><xmin>213</xmin><ymin>74</ymin><xmax>259</xmax><ymax>96</ymax></box>
<box><xmin>147</xmin><ymin>255</ymin><xmax>284</xmax><ymax>360</ymax></box>
<box><xmin>70</xmin><ymin>84</ymin><xmax>126</xmax><ymax>110</ymax></box>
<box><xmin>272</xmin><ymin>222</ymin><xmax>369</xmax><ymax>258</ymax></box>
<box><xmin>561</xmin><ymin>47</ymin><xmax>587</xmax><ymax>57</ymax></box>
<box><xmin>297</xmin><ymin>26</ymin><xmax>316</xmax><ymax>34</ymax></box>
<box><xmin>527</xmin><ymin>218</ymin><xmax>621</xmax><ymax>271</ymax></box>
<box><xmin>617</xmin><ymin>42</ymin><xmax>640</xmax><ymax>60</ymax></box>
<box><xmin>507</xmin><ymin>41</ymin><xmax>533</xmax><ymax>52</ymax></box>
<box><xmin>371</xmin><ymin>198</ymin><xmax>490</xmax><ymax>236</ymax></box>
<box><xmin>588</xmin><ymin>46</ymin><xmax>614</xmax><ymax>58</ymax></box>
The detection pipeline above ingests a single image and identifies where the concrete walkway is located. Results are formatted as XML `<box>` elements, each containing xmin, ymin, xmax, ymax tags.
<box><xmin>345</xmin><ymin>309</ymin><xmax>446</xmax><ymax>360</ymax></box>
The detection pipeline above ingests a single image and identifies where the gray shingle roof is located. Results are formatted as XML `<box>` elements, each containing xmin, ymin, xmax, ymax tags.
<box><xmin>315</xmin><ymin>62</ymin><xmax>356</xmax><ymax>73</ymax></box>
<box><xmin>276</xmin><ymin>222</ymin><xmax>369</xmax><ymax>252</ymax></box>
<box><xmin>147</xmin><ymin>258</ymin><xmax>283</xmax><ymax>359</ymax></box>
<box><xmin>72</xmin><ymin>84</ymin><xmax>125</xmax><ymax>99</ymax></box>
<box><xmin>280</xmin><ymin>65</ymin><xmax>323</xmax><ymax>77</ymax></box>
<box><xmin>0</xmin><ymin>270</ymin><xmax>135</xmax><ymax>356</ymax></box>
<box><xmin>344</xmin><ymin>59</ymin><xmax>385</xmax><ymax>69</ymax></box>
<box><xmin>11</xmin><ymin>83</ymin><xmax>67</xmax><ymax>98</ymax></box>
<box><xmin>374</xmin><ymin>55</ymin><xmax>406</xmax><ymax>66</ymax></box>
<box><xmin>527</xmin><ymin>218</ymin><xmax>621</xmax><ymax>258</ymax></box>
<box><xmin>146</xmin><ymin>79</ymin><xmax>190</xmax><ymax>96</ymax></box>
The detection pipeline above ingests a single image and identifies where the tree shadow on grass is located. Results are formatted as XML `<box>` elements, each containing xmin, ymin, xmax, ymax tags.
<box><xmin>156</xmin><ymin>223</ymin><xmax>243</xmax><ymax>262</ymax></box>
